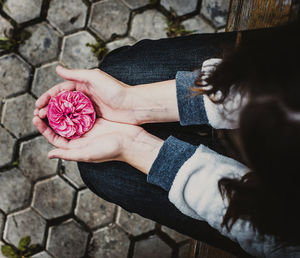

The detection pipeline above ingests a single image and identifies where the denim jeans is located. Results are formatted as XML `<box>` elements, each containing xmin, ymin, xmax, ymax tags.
<box><xmin>77</xmin><ymin>32</ymin><xmax>253</xmax><ymax>257</ymax></box>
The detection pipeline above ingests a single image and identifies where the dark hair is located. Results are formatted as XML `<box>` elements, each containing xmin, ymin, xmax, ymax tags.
<box><xmin>191</xmin><ymin>21</ymin><xmax>300</xmax><ymax>246</ymax></box>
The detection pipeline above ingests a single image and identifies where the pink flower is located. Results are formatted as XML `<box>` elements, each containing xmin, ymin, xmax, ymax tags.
<box><xmin>47</xmin><ymin>91</ymin><xmax>96</xmax><ymax>139</ymax></box>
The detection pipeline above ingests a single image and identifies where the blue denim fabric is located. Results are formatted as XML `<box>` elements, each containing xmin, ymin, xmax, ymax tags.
<box><xmin>77</xmin><ymin>32</ymin><xmax>253</xmax><ymax>257</ymax></box>
<box><xmin>175</xmin><ymin>70</ymin><xmax>209</xmax><ymax>126</ymax></box>
<box><xmin>147</xmin><ymin>136</ymin><xmax>198</xmax><ymax>191</ymax></box>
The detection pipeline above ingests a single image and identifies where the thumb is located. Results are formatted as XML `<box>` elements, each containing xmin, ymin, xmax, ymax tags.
<box><xmin>56</xmin><ymin>65</ymin><xmax>96</xmax><ymax>83</ymax></box>
<box><xmin>48</xmin><ymin>148</ymin><xmax>86</xmax><ymax>162</ymax></box>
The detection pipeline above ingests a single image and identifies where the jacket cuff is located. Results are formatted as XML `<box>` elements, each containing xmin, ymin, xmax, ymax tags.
<box><xmin>175</xmin><ymin>70</ymin><xmax>209</xmax><ymax>126</ymax></box>
<box><xmin>147</xmin><ymin>135</ymin><xmax>198</xmax><ymax>191</ymax></box>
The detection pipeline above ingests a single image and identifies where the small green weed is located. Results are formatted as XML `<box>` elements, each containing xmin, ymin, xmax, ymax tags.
<box><xmin>86</xmin><ymin>39</ymin><xmax>109</xmax><ymax>61</ymax></box>
<box><xmin>149</xmin><ymin>0</ymin><xmax>158</xmax><ymax>4</ymax></box>
<box><xmin>0</xmin><ymin>0</ymin><xmax>10</xmax><ymax>13</ymax></box>
<box><xmin>1</xmin><ymin>236</ymin><xmax>40</xmax><ymax>258</ymax></box>
<box><xmin>165</xmin><ymin>7</ymin><xmax>197</xmax><ymax>37</ymax></box>
<box><xmin>0</xmin><ymin>28</ymin><xmax>31</xmax><ymax>53</ymax></box>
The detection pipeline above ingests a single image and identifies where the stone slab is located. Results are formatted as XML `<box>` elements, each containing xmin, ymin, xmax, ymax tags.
<box><xmin>0</xmin><ymin>54</ymin><xmax>31</xmax><ymax>100</ymax></box>
<box><xmin>0</xmin><ymin>211</ymin><xmax>4</xmax><ymax>236</ymax></box>
<box><xmin>116</xmin><ymin>207</ymin><xmax>155</xmax><ymax>236</ymax></box>
<box><xmin>88</xmin><ymin>224</ymin><xmax>130</xmax><ymax>258</ymax></box>
<box><xmin>32</xmin><ymin>175</ymin><xmax>75</xmax><ymax>220</ymax></box>
<box><xmin>4</xmin><ymin>0</ymin><xmax>42</xmax><ymax>24</ymax></box>
<box><xmin>75</xmin><ymin>188</ymin><xmax>115</xmax><ymax>229</ymax></box>
<box><xmin>0</xmin><ymin>127</ymin><xmax>16</xmax><ymax>167</ymax></box>
<box><xmin>32</xmin><ymin>251</ymin><xmax>53</xmax><ymax>258</ymax></box>
<box><xmin>0</xmin><ymin>15</ymin><xmax>13</xmax><ymax>38</ymax></box>
<box><xmin>200</xmin><ymin>0</ymin><xmax>230</xmax><ymax>28</ymax></box>
<box><xmin>181</xmin><ymin>15</ymin><xmax>215</xmax><ymax>34</ymax></box>
<box><xmin>46</xmin><ymin>219</ymin><xmax>89</xmax><ymax>258</ymax></box>
<box><xmin>161</xmin><ymin>0</ymin><xmax>198</xmax><ymax>16</ymax></box>
<box><xmin>3</xmin><ymin>207</ymin><xmax>46</xmax><ymax>247</ymax></box>
<box><xmin>0</xmin><ymin>168</ymin><xmax>32</xmax><ymax>213</ymax></box>
<box><xmin>106</xmin><ymin>37</ymin><xmax>136</xmax><ymax>52</ymax></box>
<box><xmin>120</xmin><ymin>0</ymin><xmax>150</xmax><ymax>9</ymax></box>
<box><xmin>31</xmin><ymin>61</ymin><xmax>64</xmax><ymax>98</ymax></box>
<box><xmin>60</xmin><ymin>31</ymin><xmax>99</xmax><ymax>69</ymax></box>
<box><xmin>19</xmin><ymin>22</ymin><xmax>61</xmax><ymax>66</ymax></box>
<box><xmin>1</xmin><ymin>93</ymin><xmax>37</xmax><ymax>138</ymax></box>
<box><xmin>88</xmin><ymin>0</ymin><xmax>130</xmax><ymax>41</ymax></box>
<box><xmin>19</xmin><ymin>136</ymin><xmax>59</xmax><ymax>182</ymax></box>
<box><xmin>61</xmin><ymin>160</ymin><xmax>85</xmax><ymax>189</ymax></box>
<box><xmin>130</xmin><ymin>10</ymin><xmax>167</xmax><ymax>41</ymax></box>
<box><xmin>161</xmin><ymin>226</ymin><xmax>189</xmax><ymax>243</ymax></box>
<box><xmin>133</xmin><ymin>235</ymin><xmax>172</xmax><ymax>258</ymax></box>
<box><xmin>47</xmin><ymin>0</ymin><xmax>87</xmax><ymax>34</ymax></box>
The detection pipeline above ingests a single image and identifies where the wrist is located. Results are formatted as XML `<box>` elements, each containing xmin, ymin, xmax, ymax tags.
<box><xmin>127</xmin><ymin>80</ymin><xmax>180</xmax><ymax>124</ymax></box>
<box><xmin>120</xmin><ymin>129</ymin><xmax>164</xmax><ymax>174</ymax></box>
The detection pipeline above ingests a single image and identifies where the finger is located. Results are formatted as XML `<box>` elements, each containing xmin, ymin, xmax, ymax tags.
<box><xmin>56</xmin><ymin>65</ymin><xmax>97</xmax><ymax>83</ymax></box>
<box><xmin>38</xmin><ymin>106</ymin><xmax>48</xmax><ymax>119</ymax></box>
<box><xmin>32</xmin><ymin>116</ymin><xmax>70</xmax><ymax>149</ymax></box>
<box><xmin>35</xmin><ymin>80</ymin><xmax>76</xmax><ymax>109</ymax></box>
<box><xmin>33</xmin><ymin>108</ymin><xmax>39</xmax><ymax>116</ymax></box>
<box><xmin>48</xmin><ymin>148</ymin><xmax>86</xmax><ymax>161</ymax></box>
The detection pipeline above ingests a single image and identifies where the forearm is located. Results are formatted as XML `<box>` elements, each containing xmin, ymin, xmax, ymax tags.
<box><xmin>121</xmin><ymin>130</ymin><xmax>164</xmax><ymax>174</ymax></box>
<box><xmin>127</xmin><ymin>80</ymin><xmax>180</xmax><ymax>124</ymax></box>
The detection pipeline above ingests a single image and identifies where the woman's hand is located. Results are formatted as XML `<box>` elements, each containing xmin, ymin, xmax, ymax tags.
<box><xmin>34</xmin><ymin>66</ymin><xmax>180</xmax><ymax>125</ymax></box>
<box><xmin>34</xmin><ymin>66</ymin><xmax>140</xmax><ymax>124</ymax></box>
<box><xmin>32</xmin><ymin>115</ymin><xmax>164</xmax><ymax>174</ymax></box>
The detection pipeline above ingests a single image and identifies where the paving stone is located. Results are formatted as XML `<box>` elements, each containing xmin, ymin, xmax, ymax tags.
<box><xmin>181</xmin><ymin>15</ymin><xmax>215</xmax><ymax>34</ymax></box>
<box><xmin>161</xmin><ymin>0</ymin><xmax>198</xmax><ymax>16</ymax></box>
<box><xmin>88</xmin><ymin>0</ymin><xmax>130</xmax><ymax>41</ymax></box>
<box><xmin>47</xmin><ymin>219</ymin><xmax>89</xmax><ymax>258</ymax></box>
<box><xmin>0</xmin><ymin>127</ymin><xmax>16</xmax><ymax>167</ymax></box>
<box><xmin>3</xmin><ymin>207</ymin><xmax>46</xmax><ymax>247</ymax></box>
<box><xmin>0</xmin><ymin>211</ymin><xmax>4</xmax><ymax>236</ymax></box>
<box><xmin>32</xmin><ymin>175</ymin><xmax>75</xmax><ymax>220</ymax></box>
<box><xmin>60</xmin><ymin>31</ymin><xmax>99</xmax><ymax>69</ymax></box>
<box><xmin>116</xmin><ymin>207</ymin><xmax>155</xmax><ymax>236</ymax></box>
<box><xmin>75</xmin><ymin>188</ymin><xmax>115</xmax><ymax>229</ymax></box>
<box><xmin>88</xmin><ymin>224</ymin><xmax>130</xmax><ymax>258</ymax></box>
<box><xmin>0</xmin><ymin>15</ymin><xmax>13</xmax><ymax>38</ymax></box>
<box><xmin>120</xmin><ymin>0</ymin><xmax>149</xmax><ymax>9</ymax></box>
<box><xmin>47</xmin><ymin>0</ymin><xmax>88</xmax><ymax>34</ymax></box>
<box><xmin>179</xmin><ymin>243</ymin><xmax>190</xmax><ymax>258</ymax></box>
<box><xmin>31</xmin><ymin>61</ymin><xmax>64</xmax><ymax>98</ymax></box>
<box><xmin>32</xmin><ymin>251</ymin><xmax>53</xmax><ymax>258</ymax></box>
<box><xmin>19</xmin><ymin>22</ymin><xmax>61</xmax><ymax>66</ymax></box>
<box><xmin>161</xmin><ymin>226</ymin><xmax>190</xmax><ymax>243</ymax></box>
<box><xmin>19</xmin><ymin>136</ymin><xmax>59</xmax><ymax>182</ymax></box>
<box><xmin>1</xmin><ymin>93</ymin><xmax>37</xmax><ymax>138</ymax></box>
<box><xmin>0</xmin><ymin>168</ymin><xmax>32</xmax><ymax>213</ymax></box>
<box><xmin>4</xmin><ymin>0</ymin><xmax>42</xmax><ymax>24</ymax></box>
<box><xmin>61</xmin><ymin>160</ymin><xmax>85</xmax><ymax>189</ymax></box>
<box><xmin>106</xmin><ymin>37</ymin><xmax>136</xmax><ymax>52</ymax></box>
<box><xmin>130</xmin><ymin>10</ymin><xmax>167</xmax><ymax>41</ymax></box>
<box><xmin>0</xmin><ymin>54</ymin><xmax>31</xmax><ymax>99</ymax></box>
<box><xmin>200</xmin><ymin>0</ymin><xmax>230</xmax><ymax>28</ymax></box>
<box><xmin>133</xmin><ymin>235</ymin><xmax>172</xmax><ymax>258</ymax></box>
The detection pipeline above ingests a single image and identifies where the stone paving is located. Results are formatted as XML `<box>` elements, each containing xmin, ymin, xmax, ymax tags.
<box><xmin>0</xmin><ymin>0</ymin><xmax>229</xmax><ymax>257</ymax></box>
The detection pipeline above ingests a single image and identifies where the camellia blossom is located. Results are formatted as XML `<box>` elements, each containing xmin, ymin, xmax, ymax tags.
<box><xmin>47</xmin><ymin>91</ymin><xmax>96</xmax><ymax>139</ymax></box>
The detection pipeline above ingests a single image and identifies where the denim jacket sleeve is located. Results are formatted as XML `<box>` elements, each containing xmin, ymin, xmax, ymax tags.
<box><xmin>176</xmin><ymin>58</ymin><xmax>246</xmax><ymax>129</ymax></box>
<box><xmin>147</xmin><ymin>135</ymin><xmax>298</xmax><ymax>258</ymax></box>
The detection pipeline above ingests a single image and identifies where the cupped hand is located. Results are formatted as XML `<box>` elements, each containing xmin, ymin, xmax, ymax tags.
<box><xmin>32</xmin><ymin>115</ymin><xmax>144</xmax><ymax>162</ymax></box>
<box><xmin>34</xmin><ymin>66</ymin><xmax>139</xmax><ymax>124</ymax></box>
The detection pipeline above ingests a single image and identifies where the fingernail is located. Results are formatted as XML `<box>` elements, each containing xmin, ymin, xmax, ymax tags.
<box><xmin>34</xmin><ymin>109</ymin><xmax>39</xmax><ymax>115</ymax></box>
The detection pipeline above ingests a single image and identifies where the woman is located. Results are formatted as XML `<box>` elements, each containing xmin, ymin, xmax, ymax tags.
<box><xmin>33</xmin><ymin>21</ymin><xmax>300</xmax><ymax>257</ymax></box>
